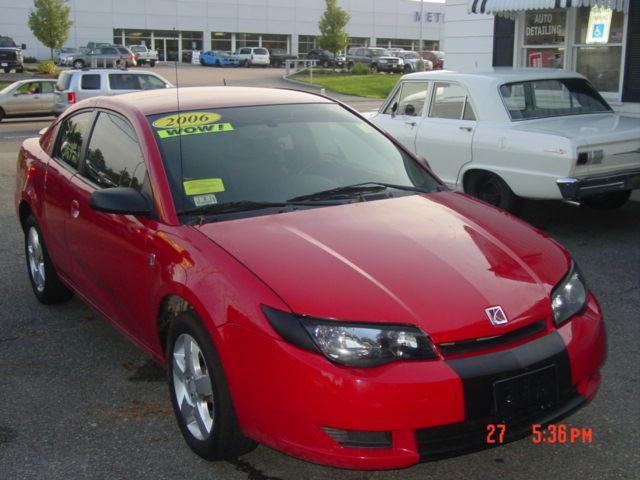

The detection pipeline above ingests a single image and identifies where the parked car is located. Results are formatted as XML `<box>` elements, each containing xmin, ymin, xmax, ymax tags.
<box><xmin>305</xmin><ymin>49</ymin><xmax>344</xmax><ymax>68</ymax></box>
<box><xmin>268</xmin><ymin>48</ymin><xmax>297</xmax><ymax>68</ymax></box>
<box><xmin>68</xmin><ymin>45</ymin><xmax>137</xmax><ymax>69</ymax></box>
<box><xmin>0</xmin><ymin>35</ymin><xmax>25</xmax><ymax>73</ymax></box>
<box><xmin>395</xmin><ymin>50</ymin><xmax>431</xmax><ymax>73</ymax></box>
<box><xmin>367</xmin><ymin>69</ymin><xmax>640</xmax><ymax>212</ymax></box>
<box><xmin>55</xmin><ymin>47</ymin><xmax>84</xmax><ymax>66</ymax></box>
<box><xmin>53</xmin><ymin>68</ymin><xmax>172</xmax><ymax>115</ymax></box>
<box><xmin>235</xmin><ymin>47</ymin><xmax>269</xmax><ymax>67</ymax></box>
<box><xmin>347</xmin><ymin>47</ymin><xmax>404</xmax><ymax>73</ymax></box>
<box><xmin>200</xmin><ymin>50</ymin><xmax>239</xmax><ymax>67</ymax></box>
<box><xmin>0</xmin><ymin>79</ymin><xmax>56</xmax><ymax>121</ymax></box>
<box><xmin>85</xmin><ymin>42</ymin><xmax>111</xmax><ymax>51</ymax></box>
<box><xmin>129</xmin><ymin>45</ymin><xmax>158</xmax><ymax>67</ymax></box>
<box><xmin>419</xmin><ymin>50</ymin><xmax>445</xmax><ymax>70</ymax></box>
<box><xmin>16</xmin><ymin>85</ymin><xmax>605</xmax><ymax>470</ymax></box>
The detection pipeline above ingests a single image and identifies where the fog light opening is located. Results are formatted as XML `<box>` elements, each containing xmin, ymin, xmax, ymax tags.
<box><xmin>323</xmin><ymin>427</ymin><xmax>392</xmax><ymax>448</ymax></box>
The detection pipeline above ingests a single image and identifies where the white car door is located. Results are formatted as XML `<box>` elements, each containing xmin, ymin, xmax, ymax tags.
<box><xmin>372</xmin><ymin>80</ymin><xmax>429</xmax><ymax>153</ymax></box>
<box><xmin>415</xmin><ymin>81</ymin><xmax>477</xmax><ymax>188</ymax></box>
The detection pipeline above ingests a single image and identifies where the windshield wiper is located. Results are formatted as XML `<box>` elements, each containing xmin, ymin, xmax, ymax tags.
<box><xmin>287</xmin><ymin>182</ymin><xmax>436</xmax><ymax>202</ymax></box>
<box><xmin>178</xmin><ymin>199</ymin><xmax>338</xmax><ymax>217</ymax></box>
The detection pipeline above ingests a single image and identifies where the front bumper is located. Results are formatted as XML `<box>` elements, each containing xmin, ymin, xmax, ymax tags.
<box><xmin>557</xmin><ymin>169</ymin><xmax>640</xmax><ymax>200</ymax></box>
<box><xmin>221</xmin><ymin>295</ymin><xmax>606</xmax><ymax>469</ymax></box>
<box><xmin>377</xmin><ymin>63</ymin><xmax>402</xmax><ymax>72</ymax></box>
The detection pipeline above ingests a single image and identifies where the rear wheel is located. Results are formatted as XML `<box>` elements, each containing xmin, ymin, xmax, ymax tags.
<box><xmin>73</xmin><ymin>59</ymin><xmax>84</xmax><ymax>69</ymax></box>
<box><xmin>167</xmin><ymin>311</ymin><xmax>257</xmax><ymax>460</ymax></box>
<box><xmin>24</xmin><ymin>216</ymin><xmax>73</xmax><ymax>304</ymax></box>
<box><xmin>371</xmin><ymin>63</ymin><xmax>378</xmax><ymax>73</ymax></box>
<box><xmin>3</xmin><ymin>67</ymin><xmax>10</xmax><ymax>73</ymax></box>
<box><xmin>150</xmin><ymin>60</ymin><xmax>156</xmax><ymax>67</ymax></box>
<box><xmin>581</xmin><ymin>190</ymin><xmax>631</xmax><ymax>210</ymax></box>
<box><xmin>467</xmin><ymin>172</ymin><xmax>522</xmax><ymax>213</ymax></box>
<box><xmin>404</xmin><ymin>64</ymin><xmax>412</xmax><ymax>73</ymax></box>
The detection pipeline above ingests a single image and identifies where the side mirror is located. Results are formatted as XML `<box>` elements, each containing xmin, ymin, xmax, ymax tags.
<box><xmin>417</xmin><ymin>156</ymin><xmax>431</xmax><ymax>170</ymax></box>
<box><xmin>89</xmin><ymin>187</ymin><xmax>151</xmax><ymax>215</ymax></box>
<box><xmin>391</xmin><ymin>101</ymin><xmax>398</xmax><ymax>117</ymax></box>
<box><xmin>21</xmin><ymin>43</ymin><xmax>27</xmax><ymax>50</ymax></box>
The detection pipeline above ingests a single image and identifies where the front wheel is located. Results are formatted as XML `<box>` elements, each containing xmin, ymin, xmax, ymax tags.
<box><xmin>370</xmin><ymin>63</ymin><xmax>378</xmax><ymax>73</ymax></box>
<box><xmin>581</xmin><ymin>190</ymin><xmax>631</xmax><ymax>210</ymax></box>
<box><xmin>167</xmin><ymin>311</ymin><xmax>257</xmax><ymax>460</ymax></box>
<box><xmin>467</xmin><ymin>172</ymin><xmax>522</xmax><ymax>213</ymax></box>
<box><xmin>73</xmin><ymin>59</ymin><xmax>84</xmax><ymax>69</ymax></box>
<box><xmin>3</xmin><ymin>67</ymin><xmax>10</xmax><ymax>73</ymax></box>
<box><xmin>24</xmin><ymin>216</ymin><xmax>73</xmax><ymax>304</ymax></box>
<box><xmin>150</xmin><ymin>60</ymin><xmax>156</xmax><ymax>67</ymax></box>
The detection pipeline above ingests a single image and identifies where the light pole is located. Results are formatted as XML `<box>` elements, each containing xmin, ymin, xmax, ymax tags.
<box><xmin>419</xmin><ymin>0</ymin><xmax>424</xmax><ymax>51</ymax></box>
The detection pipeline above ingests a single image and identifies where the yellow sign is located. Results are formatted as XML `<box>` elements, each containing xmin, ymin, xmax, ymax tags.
<box><xmin>157</xmin><ymin>122</ymin><xmax>234</xmax><ymax>138</ymax></box>
<box><xmin>152</xmin><ymin>112</ymin><xmax>221</xmax><ymax>129</ymax></box>
<box><xmin>183</xmin><ymin>178</ymin><xmax>225</xmax><ymax>196</ymax></box>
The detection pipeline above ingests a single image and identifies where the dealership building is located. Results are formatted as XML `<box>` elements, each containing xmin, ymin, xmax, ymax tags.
<box><xmin>1</xmin><ymin>0</ymin><xmax>445</xmax><ymax>60</ymax></box>
<box><xmin>442</xmin><ymin>0</ymin><xmax>639</xmax><ymax>115</ymax></box>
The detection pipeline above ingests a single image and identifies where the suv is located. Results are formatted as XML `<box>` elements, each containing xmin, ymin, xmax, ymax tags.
<box><xmin>68</xmin><ymin>45</ymin><xmax>136</xmax><ymax>69</ymax></box>
<box><xmin>395</xmin><ymin>50</ymin><xmax>430</xmax><ymax>73</ymax></box>
<box><xmin>0</xmin><ymin>36</ymin><xmax>26</xmax><ymax>73</ymax></box>
<box><xmin>269</xmin><ymin>48</ymin><xmax>297</xmax><ymax>68</ymax></box>
<box><xmin>347</xmin><ymin>47</ymin><xmax>403</xmax><ymax>73</ymax></box>
<box><xmin>53</xmin><ymin>68</ymin><xmax>172</xmax><ymax>115</ymax></box>
<box><xmin>235</xmin><ymin>47</ymin><xmax>270</xmax><ymax>67</ymax></box>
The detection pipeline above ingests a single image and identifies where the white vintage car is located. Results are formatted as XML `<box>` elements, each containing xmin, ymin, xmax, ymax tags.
<box><xmin>367</xmin><ymin>69</ymin><xmax>640</xmax><ymax>211</ymax></box>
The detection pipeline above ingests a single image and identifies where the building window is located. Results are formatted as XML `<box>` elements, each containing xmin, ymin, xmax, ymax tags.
<box><xmin>237</xmin><ymin>33</ymin><xmax>260</xmax><ymax>48</ymax></box>
<box><xmin>211</xmin><ymin>32</ymin><xmax>232</xmax><ymax>51</ymax></box>
<box><xmin>348</xmin><ymin>37</ymin><xmax>369</xmax><ymax>48</ymax></box>
<box><xmin>298</xmin><ymin>35</ymin><xmax>317</xmax><ymax>54</ymax></box>
<box><xmin>523</xmin><ymin>9</ymin><xmax>566</xmax><ymax>68</ymax></box>
<box><xmin>262</xmin><ymin>34</ymin><xmax>289</xmax><ymax>52</ymax></box>
<box><xmin>376</xmin><ymin>38</ymin><xmax>417</xmax><ymax>50</ymax></box>
<box><xmin>573</xmin><ymin>7</ymin><xmax>625</xmax><ymax>92</ymax></box>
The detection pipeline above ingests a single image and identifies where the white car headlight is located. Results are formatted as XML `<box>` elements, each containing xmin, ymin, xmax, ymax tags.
<box><xmin>551</xmin><ymin>262</ymin><xmax>588</xmax><ymax>325</ymax></box>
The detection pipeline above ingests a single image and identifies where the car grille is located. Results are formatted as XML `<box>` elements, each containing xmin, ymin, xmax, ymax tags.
<box><xmin>0</xmin><ymin>51</ymin><xmax>17</xmax><ymax>61</ymax></box>
<box><xmin>437</xmin><ymin>320</ymin><xmax>546</xmax><ymax>357</ymax></box>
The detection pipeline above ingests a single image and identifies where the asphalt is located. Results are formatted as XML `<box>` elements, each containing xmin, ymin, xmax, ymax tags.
<box><xmin>0</xmin><ymin>69</ymin><xmax>638</xmax><ymax>480</ymax></box>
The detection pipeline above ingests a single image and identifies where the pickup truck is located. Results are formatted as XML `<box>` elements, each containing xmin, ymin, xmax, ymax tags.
<box><xmin>0</xmin><ymin>36</ymin><xmax>26</xmax><ymax>73</ymax></box>
<box><xmin>129</xmin><ymin>45</ymin><xmax>158</xmax><ymax>67</ymax></box>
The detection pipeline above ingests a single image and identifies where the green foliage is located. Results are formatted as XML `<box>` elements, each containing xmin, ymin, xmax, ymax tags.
<box><xmin>350</xmin><ymin>62</ymin><xmax>370</xmax><ymax>75</ymax></box>
<box><xmin>36</xmin><ymin>60</ymin><xmax>60</xmax><ymax>75</ymax></box>
<box><xmin>317</xmin><ymin>0</ymin><xmax>350</xmax><ymax>57</ymax></box>
<box><xmin>28</xmin><ymin>0</ymin><xmax>73</xmax><ymax>59</ymax></box>
<box><xmin>24</xmin><ymin>56</ymin><xmax>39</xmax><ymax>64</ymax></box>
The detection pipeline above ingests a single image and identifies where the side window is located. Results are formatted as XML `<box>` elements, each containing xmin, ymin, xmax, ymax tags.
<box><xmin>430</xmin><ymin>82</ymin><xmax>476</xmax><ymax>121</ymax></box>
<box><xmin>83</xmin><ymin>112</ymin><xmax>147</xmax><ymax>190</ymax></box>
<box><xmin>16</xmin><ymin>82</ymin><xmax>39</xmax><ymax>94</ymax></box>
<box><xmin>397</xmin><ymin>82</ymin><xmax>429</xmax><ymax>117</ymax></box>
<box><xmin>40</xmin><ymin>82</ymin><xmax>54</xmax><ymax>94</ymax></box>
<box><xmin>53</xmin><ymin>111</ymin><xmax>94</xmax><ymax>169</ymax></box>
<box><xmin>109</xmin><ymin>74</ymin><xmax>141</xmax><ymax>90</ymax></box>
<box><xmin>81</xmin><ymin>74</ymin><xmax>101</xmax><ymax>90</ymax></box>
<box><xmin>383</xmin><ymin>85</ymin><xmax>402</xmax><ymax>114</ymax></box>
<box><xmin>139</xmin><ymin>74</ymin><xmax>167</xmax><ymax>90</ymax></box>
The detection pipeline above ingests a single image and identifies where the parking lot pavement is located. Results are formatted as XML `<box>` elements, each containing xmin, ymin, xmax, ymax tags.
<box><xmin>0</xmin><ymin>113</ymin><xmax>638</xmax><ymax>480</ymax></box>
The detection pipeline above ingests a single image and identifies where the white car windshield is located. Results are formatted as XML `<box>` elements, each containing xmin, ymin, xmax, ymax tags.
<box><xmin>500</xmin><ymin>78</ymin><xmax>612</xmax><ymax>120</ymax></box>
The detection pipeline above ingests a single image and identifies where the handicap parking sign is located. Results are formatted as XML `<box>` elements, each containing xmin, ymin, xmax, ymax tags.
<box><xmin>592</xmin><ymin>23</ymin><xmax>605</xmax><ymax>38</ymax></box>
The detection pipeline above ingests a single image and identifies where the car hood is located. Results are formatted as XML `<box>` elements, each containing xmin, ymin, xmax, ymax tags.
<box><xmin>512</xmin><ymin>113</ymin><xmax>640</xmax><ymax>146</ymax></box>
<box><xmin>196</xmin><ymin>192</ymin><xmax>569</xmax><ymax>343</ymax></box>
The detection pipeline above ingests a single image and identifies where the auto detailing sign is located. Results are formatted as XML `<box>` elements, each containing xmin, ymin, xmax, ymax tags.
<box><xmin>525</xmin><ymin>10</ymin><xmax>565</xmax><ymax>45</ymax></box>
<box><xmin>586</xmin><ymin>8</ymin><xmax>612</xmax><ymax>44</ymax></box>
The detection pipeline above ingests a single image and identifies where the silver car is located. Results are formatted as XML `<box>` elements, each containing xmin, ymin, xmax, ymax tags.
<box><xmin>68</xmin><ymin>45</ymin><xmax>136</xmax><ymax>69</ymax></box>
<box><xmin>53</xmin><ymin>68</ymin><xmax>173</xmax><ymax>114</ymax></box>
<box><xmin>0</xmin><ymin>79</ymin><xmax>57</xmax><ymax>121</ymax></box>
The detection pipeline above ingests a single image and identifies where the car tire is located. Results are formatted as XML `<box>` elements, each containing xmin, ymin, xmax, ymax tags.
<box><xmin>371</xmin><ymin>63</ymin><xmax>378</xmax><ymax>73</ymax></box>
<box><xmin>3</xmin><ymin>67</ymin><xmax>10</xmax><ymax>73</ymax></box>
<box><xmin>468</xmin><ymin>172</ymin><xmax>522</xmax><ymax>214</ymax></box>
<box><xmin>322</xmin><ymin>60</ymin><xmax>329</xmax><ymax>68</ymax></box>
<box><xmin>347</xmin><ymin>62</ymin><xmax>354</xmax><ymax>71</ymax></box>
<box><xmin>200</xmin><ymin>59</ymin><xmax>205</xmax><ymax>66</ymax></box>
<box><xmin>167</xmin><ymin>311</ymin><xmax>258</xmax><ymax>460</ymax></box>
<box><xmin>24</xmin><ymin>215</ymin><xmax>73</xmax><ymax>305</ymax></box>
<box><xmin>404</xmin><ymin>64</ymin><xmax>412</xmax><ymax>73</ymax></box>
<box><xmin>16</xmin><ymin>66</ymin><xmax>24</xmax><ymax>73</ymax></box>
<box><xmin>73</xmin><ymin>59</ymin><xmax>84</xmax><ymax>69</ymax></box>
<box><xmin>215</xmin><ymin>60</ymin><xmax>221</xmax><ymax>67</ymax></box>
<box><xmin>150</xmin><ymin>60</ymin><xmax>156</xmax><ymax>67</ymax></box>
<box><xmin>0</xmin><ymin>107</ymin><xmax>5</xmax><ymax>122</ymax></box>
<box><xmin>581</xmin><ymin>190</ymin><xmax>631</xmax><ymax>210</ymax></box>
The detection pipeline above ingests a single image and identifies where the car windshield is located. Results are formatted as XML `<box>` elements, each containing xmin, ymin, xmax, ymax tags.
<box><xmin>400</xmin><ymin>52</ymin><xmax>420</xmax><ymax>59</ymax></box>
<box><xmin>130</xmin><ymin>46</ymin><xmax>145</xmax><ymax>53</ymax></box>
<box><xmin>500</xmin><ymin>78</ymin><xmax>612</xmax><ymax>120</ymax></box>
<box><xmin>149</xmin><ymin>103</ymin><xmax>440</xmax><ymax>219</ymax></box>
<box><xmin>0</xmin><ymin>37</ymin><xmax>16</xmax><ymax>47</ymax></box>
<box><xmin>369</xmin><ymin>48</ymin><xmax>389</xmax><ymax>57</ymax></box>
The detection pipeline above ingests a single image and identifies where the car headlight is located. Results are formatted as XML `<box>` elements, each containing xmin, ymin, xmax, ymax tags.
<box><xmin>262</xmin><ymin>306</ymin><xmax>438</xmax><ymax>367</ymax></box>
<box><xmin>551</xmin><ymin>262</ymin><xmax>588</xmax><ymax>326</ymax></box>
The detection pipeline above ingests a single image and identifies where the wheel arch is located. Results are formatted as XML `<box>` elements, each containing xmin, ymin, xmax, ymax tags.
<box><xmin>18</xmin><ymin>200</ymin><xmax>33</xmax><ymax>231</ymax></box>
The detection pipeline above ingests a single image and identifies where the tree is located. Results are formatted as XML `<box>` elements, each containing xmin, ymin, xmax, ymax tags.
<box><xmin>317</xmin><ymin>0</ymin><xmax>350</xmax><ymax>59</ymax></box>
<box><xmin>28</xmin><ymin>0</ymin><xmax>73</xmax><ymax>60</ymax></box>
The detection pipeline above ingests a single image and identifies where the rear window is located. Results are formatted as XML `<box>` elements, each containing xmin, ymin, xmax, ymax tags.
<box><xmin>254</xmin><ymin>48</ymin><xmax>268</xmax><ymax>55</ymax></box>
<box><xmin>116</xmin><ymin>47</ymin><xmax>129</xmax><ymax>55</ymax></box>
<box><xmin>109</xmin><ymin>74</ymin><xmax>140</xmax><ymax>90</ymax></box>
<box><xmin>56</xmin><ymin>71</ymin><xmax>73</xmax><ymax>91</ymax></box>
<box><xmin>81</xmin><ymin>74</ymin><xmax>101</xmax><ymax>90</ymax></box>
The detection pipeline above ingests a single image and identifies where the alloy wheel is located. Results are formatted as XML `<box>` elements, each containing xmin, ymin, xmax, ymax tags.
<box><xmin>172</xmin><ymin>333</ymin><xmax>215</xmax><ymax>441</ymax></box>
<box><xmin>27</xmin><ymin>227</ymin><xmax>46</xmax><ymax>293</ymax></box>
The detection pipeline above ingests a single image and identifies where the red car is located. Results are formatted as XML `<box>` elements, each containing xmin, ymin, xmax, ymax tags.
<box><xmin>15</xmin><ymin>87</ymin><xmax>605</xmax><ymax>470</ymax></box>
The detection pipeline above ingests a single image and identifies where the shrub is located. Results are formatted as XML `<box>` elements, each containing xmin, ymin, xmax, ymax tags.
<box><xmin>350</xmin><ymin>62</ymin><xmax>370</xmax><ymax>75</ymax></box>
<box><xmin>24</xmin><ymin>56</ymin><xmax>39</xmax><ymax>64</ymax></box>
<box><xmin>36</xmin><ymin>60</ymin><xmax>60</xmax><ymax>75</ymax></box>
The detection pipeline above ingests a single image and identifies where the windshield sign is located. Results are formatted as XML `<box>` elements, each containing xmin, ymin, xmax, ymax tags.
<box><xmin>148</xmin><ymin>104</ymin><xmax>440</xmax><ymax>218</ymax></box>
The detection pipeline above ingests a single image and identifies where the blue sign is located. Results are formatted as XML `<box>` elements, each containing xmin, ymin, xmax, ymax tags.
<box><xmin>592</xmin><ymin>23</ymin><xmax>605</xmax><ymax>38</ymax></box>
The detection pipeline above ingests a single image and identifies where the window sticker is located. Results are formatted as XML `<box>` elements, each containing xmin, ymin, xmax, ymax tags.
<box><xmin>152</xmin><ymin>112</ymin><xmax>221</xmax><ymax>129</ymax></box>
<box><xmin>156</xmin><ymin>122</ymin><xmax>234</xmax><ymax>139</ymax></box>
<box><xmin>183</xmin><ymin>178</ymin><xmax>225</xmax><ymax>196</ymax></box>
<box><xmin>193</xmin><ymin>194</ymin><xmax>218</xmax><ymax>207</ymax></box>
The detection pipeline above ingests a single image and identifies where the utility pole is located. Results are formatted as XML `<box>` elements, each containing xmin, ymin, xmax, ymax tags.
<box><xmin>419</xmin><ymin>0</ymin><xmax>424</xmax><ymax>51</ymax></box>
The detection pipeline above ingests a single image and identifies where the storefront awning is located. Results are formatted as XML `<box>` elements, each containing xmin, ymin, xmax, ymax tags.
<box><xmin>468</xmin><ymin>0</ymin><xmax>629</xmax><ymax>14</ymax></box>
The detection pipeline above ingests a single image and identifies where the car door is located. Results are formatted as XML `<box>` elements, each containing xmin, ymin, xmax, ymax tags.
<box><xmin>65</xmin><ymin>110</ymin><xmax>153</xmax><ymax>338</ymax></box>
<box><xmin>38</xmin><ymin>81</ymin><xmax>56</xmax><ymax>113</ymax></box>
<box><xmin>414</xmin><ymin>81</ymin><xmax>477</xmax><ymax>188</ymax></box>
<box><xmin>8</xmin><ymin>82</ymin><xmax>41</xmax><ymax>115</ymax></box>
<box><xmin>42</xmin><ymin>110</ymin><xmax>95</xmax><ymax>279</ymax></box>
<box><xmin>373</xmin><ymin>80</ymin><xmax>430</xmax><ymax>152</ymax></box>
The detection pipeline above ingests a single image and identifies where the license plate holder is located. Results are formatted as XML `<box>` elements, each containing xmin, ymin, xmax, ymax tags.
<box><xmin>493</xmin><ymin>365</ymin><xmax>558</xmax><ymax>420</ymax></box>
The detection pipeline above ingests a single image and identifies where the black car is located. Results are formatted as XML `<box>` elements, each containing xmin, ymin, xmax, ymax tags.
<box><xmin>305</xmin><ymin>49</ymin><xmax>344</xmax><ymax>68</ymax></box>
<box><xmin>269</xmin><ymin>49</ymin><xmax>297</xmax><ymax>67</ymax></box>
<box><xmin>346</xmin><ymin>47</ymin><xmax>403</xmax><ymax>73</ymax></box>
<box><xmin>0</xmin><ymin>36</ymin><xmax>26</xmax><ymax>73</ymax></box>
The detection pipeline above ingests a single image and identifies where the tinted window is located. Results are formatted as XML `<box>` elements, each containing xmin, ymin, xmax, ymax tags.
<box><xmin>81</xmin><ymin>74</ymin><xmax>101</xmax><ymax>90</ymax></box>
<box><xmin>84</xmin><ymin>112</ymin><xmax>146</xmax><ymax>190</ymax></box>
<box><xmin>254</xmin><ymin>48</ymin><xmax>268</xmax><ymax>55</ymax></box>
<box><xmin>240</xmin><ymin>48</ymin><xmax>250</xmax><ymax>54</ymax></box>
<box><xmin>103</xmin><ymin>47</ymin><xmax>119</xmax><ymax>55</ymax></box>
<box><xmin>116</xmin><ymin>47</ymin><xmax>129</xmax><ymax>54</ymax></box>
<box><xmin>430</xmin><ymin>82</ymin><xmax>474</xmax><ymax>120</ymax></box>
<box><xmin>109</xmin><ymin>74</ymin><xmax>140</xmax><ymax>90</ymax></box>
<box><xmin>54</xmin><ymin>111</ymin><xmax>94</xmax><ymax>169</ymax></box>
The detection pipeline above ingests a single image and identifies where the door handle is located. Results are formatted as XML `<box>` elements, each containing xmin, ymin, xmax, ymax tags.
<box><xmin>459</xmin><ymin>126</ymin><xmax>473</xmax><ymax>132</ymax></box>
<box><xmin>405</xmin><ymin>121</ymin><xmax>417</xmax><ymax>127</ymax></box>
<box><xmin>70</xmin><ymin>200</ymin><xmax>80</xmax><ymax>219</ymax></box>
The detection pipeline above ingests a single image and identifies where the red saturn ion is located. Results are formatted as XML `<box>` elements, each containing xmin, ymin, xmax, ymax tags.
<box><xmin>15</xmin><ymin>87</ymin><xmax>605</xmax><ymax>469</ymax></box>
